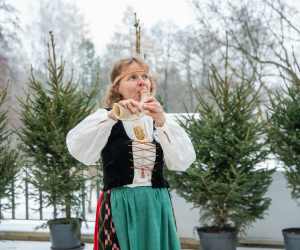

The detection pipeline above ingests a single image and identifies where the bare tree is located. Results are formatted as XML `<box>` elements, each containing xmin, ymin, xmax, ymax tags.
<box><xmin>0</xmin><ymin>0</ymin><xmax>25</xmax><ymax>143</ymax></box>
<box><xmin>23</xmin><ymin>0</ymin><xmax>91</xmax><ymax>87</ymax></box>
<box><xmin>0</xmin><ymin>0</ymin><xmax>20</xmax><ymax>85</ymax></box>
<box><xmin>187</xmin><ymin>0</ymin><xmax>300</xmax><ymax>106</ymax></box>
<box><xmin>174</xmin><ymin>27</ymin><xmax>214</xmax><ymax>112</ymax></box>
<box><xmin>151</xmin><ymin>21</ymin><xmax>179</xmax><ymax>111</ymax></box>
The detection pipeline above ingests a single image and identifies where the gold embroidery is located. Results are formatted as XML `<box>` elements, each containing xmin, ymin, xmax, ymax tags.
<box><xmin>133</xmin><ymin>126</ymin><xmax>147</xmax><ymax>142</ymax></box>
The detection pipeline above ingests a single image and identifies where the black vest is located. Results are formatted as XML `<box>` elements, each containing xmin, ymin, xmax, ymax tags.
<box><xmin>101</xmin><ymin>108</ymin><xmax>170</xmax><ymax>191</ymax></box>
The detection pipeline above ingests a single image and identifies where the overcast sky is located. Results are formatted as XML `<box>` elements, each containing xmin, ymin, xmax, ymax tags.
<box><xmin>9</xmin><ymin>0</ymin><xmax>196</xmax><ymax>54</ymax></box>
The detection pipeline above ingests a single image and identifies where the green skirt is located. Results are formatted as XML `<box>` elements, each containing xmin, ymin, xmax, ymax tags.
<box><xmin>111</xmin><ymin>186</ymin><xmax>181</xmax><ymax>250</ymax></box>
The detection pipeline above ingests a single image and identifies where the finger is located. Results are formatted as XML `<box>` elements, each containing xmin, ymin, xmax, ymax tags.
<box><xmin>143</xmin><ymin>102</ymin><xmax>162</xmax><ymax>111</ymax></box>
<box><xmin>143</xmin><ymin>102</ymin><xmax>160</xmax><ymax>107</ymax></box>
<box><xmin>144</xmin><ymin>97</ymin><xmax>158</xmax><ymax>103</ymax></box>
<box><xmin>126</xmin><ymin>102</ymin><xmax>135</xmax><ymax>113</ymax></box>
<box><xmin>130</xmin><ymin>100</ymin><xmax>142</xmax><ymax>111</ymax></box>
<box><xmin>146</xmin><ymin>110</ymin><xmax>154</xmax><ymax>116</ymax></box>
<box><xmin>119</xmin><ymin>101</ymin><xmax>127</xmax><ymax>108</ymax></box>
<box><xmin>143</xmin><ymin>105</ymin><xmax>161</xmax><ymax>113</ymax></box>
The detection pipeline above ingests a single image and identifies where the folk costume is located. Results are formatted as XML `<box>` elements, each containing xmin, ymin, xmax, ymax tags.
<box><xmin>66</xmin><ymin>68</ymin><xmax>196</xmax><ymax>250</ymax></box>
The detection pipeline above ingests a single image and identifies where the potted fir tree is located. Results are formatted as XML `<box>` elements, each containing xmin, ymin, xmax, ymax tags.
<box><xmin>165</xmin><ymin>33</ymin><xmax>275</xmax><ymax>250</ymax></box>
<box><xmin>0</xmin><ymin>82</ymin><xmax>21</xmax><ymax>221</ymax></box>
<box><xmin>267</xmin><ymin>55</ymin><xmax>300</xmax><ymax>250</ymax></box>
<box><xmin>13</xmin><ymin>31</ymin><xmax>100</xmax><ymax>249</ymax></box>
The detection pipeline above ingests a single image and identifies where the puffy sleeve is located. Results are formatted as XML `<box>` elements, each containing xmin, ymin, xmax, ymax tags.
<box><xmin>66</xmin><ymin>109</ymin><xmax>118</xmax><ymax>165</ymax></box>
<box><xmin>156</xmin><ymin>113</ymin><xmax>196</xmax><ymax>171</ymax></box>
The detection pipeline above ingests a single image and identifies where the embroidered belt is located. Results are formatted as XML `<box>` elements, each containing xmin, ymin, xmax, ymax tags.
<box><xmin>128</xmin><ymin>140</ymin><xmax>158</xmax><ymax>178</ymax></box>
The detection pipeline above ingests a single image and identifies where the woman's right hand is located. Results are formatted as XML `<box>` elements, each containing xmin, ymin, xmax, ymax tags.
<box><xmin>118</xmin><ymin>99</ymin><xmax>143</xmax><ymax>114</ymax></box>
<box><xmin>107</xmin><ymin>110</ymin><xmax>117</xmax><ymax>121</ymax></box>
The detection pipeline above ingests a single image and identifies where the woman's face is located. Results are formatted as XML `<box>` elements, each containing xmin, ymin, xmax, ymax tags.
<box><xmin>117</xmin><ymin>61</ymin><xmax>151</xmax><ymax>102</ymax></box>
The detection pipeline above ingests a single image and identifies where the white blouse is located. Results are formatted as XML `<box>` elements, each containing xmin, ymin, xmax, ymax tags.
<box><xmin>66</xmin><ymin>109</ymin><xmax>196</xmax><ymax>188</ymax></box>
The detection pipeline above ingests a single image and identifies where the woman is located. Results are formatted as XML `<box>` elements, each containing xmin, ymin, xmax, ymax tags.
<box><xmin>66</xmin><ymin>56</ymin><xmax>196</xmax><ymax>250</ymax></box>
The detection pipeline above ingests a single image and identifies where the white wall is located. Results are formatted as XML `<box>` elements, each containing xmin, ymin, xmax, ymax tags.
<box><xmin>170</xmin><ymin>189</ymin><xmax>200</xmax><ymax>239</ymax></box>
<box><xmin>171</xmin><ymin>170</ymin><xmax>300</xmax><ymax>245</ymax></box>
<box><xmin>241</xmin><ymin>171</ymin><xmax>300</xmax><ymax>245</ymax></box>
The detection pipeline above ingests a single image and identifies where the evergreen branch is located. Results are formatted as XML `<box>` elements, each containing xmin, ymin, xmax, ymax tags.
<box><xmin>224</xmin><ymin>165</ymin><xmax>240</xmax><ymax>202</ymax></box>
<box><xmin>0</xmin><ymin>80</ymin><xmax>9</xmax><ymax>105</ymax></box>
<box><xmin>49</xmin><ymin>31</ymin><xmax>59</xmax><ymax>91</ymax></box>
<box><xmin>43</xmin><ymin>126</ymin><xmax>49</xmax><ymax>142</ymax></box>
<box><xmin>75</xmin><ymin>72</ymin><xmax>81</xmax><ymax>89</ymax></box>
<box><xmin>225</xmin><ymin>31</ymin><xmax>228</xmax><ymax>86</ymax></box>
<box><xmin>228</xmin><ymin>69</ymin><xmax>236</xmax><ymax>86</ymax></box>
<box><xmin>134</xmin><ymin>13</ymin><xmax>141</xmax><ymax>55</ymax></box>
<box><xmin>200</xmin><ymin>175</ymin><xmax>214</xmax><ymax>195</ymax></box>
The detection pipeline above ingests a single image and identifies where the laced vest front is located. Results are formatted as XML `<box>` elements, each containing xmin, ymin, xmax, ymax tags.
<box><xmin>100</xmin><ymin>109</ymin><xmax>170</xmax><ymax>191</ymax></box>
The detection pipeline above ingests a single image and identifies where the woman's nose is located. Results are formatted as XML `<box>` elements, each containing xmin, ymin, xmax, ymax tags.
<box><xmin>138</xmin><ymin>76</ymin><xmax>146</xmax><ymax>86</ymax></box>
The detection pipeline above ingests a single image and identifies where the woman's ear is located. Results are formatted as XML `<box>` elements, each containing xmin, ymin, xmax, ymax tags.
<box><xmin>113</xmin><ymin>85</ymin><xmax>123</xmax><ymax>99</ymax></box>
<box><xmin>113</xmin><ymin>84</ymin><xmax>120</xmax><ymax>93</ymax></box>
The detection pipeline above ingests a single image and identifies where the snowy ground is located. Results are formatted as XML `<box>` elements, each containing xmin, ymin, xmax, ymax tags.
<box><xmin>0</xmin><ymin>219</ymin><xmax>95</xmax><ymax>234</ymax></box>
<box><xmin>0</xmin><ymin>240</ymin><xmax>91</xmax><ymax>250</ymax></box>
<box><xmin>0</xmin><ymin>240</ymin><xmax>284</xmax><ymax>250</ymax></box>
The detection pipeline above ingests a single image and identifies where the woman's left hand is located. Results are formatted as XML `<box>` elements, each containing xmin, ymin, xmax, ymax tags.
<box><xmin>143</xmin><ymin>97</ymin><xmax>166</xmax><ymax>127</ymax></box>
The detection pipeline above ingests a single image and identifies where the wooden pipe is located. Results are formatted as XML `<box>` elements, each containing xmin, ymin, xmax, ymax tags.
<box><xmin>112</xmin><ymin>89</ymin><xmax>151</xmax><ymax>121</ymax></box>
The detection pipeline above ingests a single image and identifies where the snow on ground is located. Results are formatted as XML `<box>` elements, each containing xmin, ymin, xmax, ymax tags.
<box><xmin>0</xmin><ymin>219</ymin><xmax>95</xmax><ymax>234</ymax></box>
<box><xmin>0</xmin><ymin>240</ymin><xmax>93</xmax><ymax>250</ymax></box>
<box><xmin>0</xmin><ymin>240</ymin><xmax>284</xmax><ymax>250</ymax></box>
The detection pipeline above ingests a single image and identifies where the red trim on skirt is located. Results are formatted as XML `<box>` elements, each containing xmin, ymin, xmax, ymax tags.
<box><xmin>94</xmin><ymin>191</ymin><xmax>104</xmax><ymax>250</ymax></box>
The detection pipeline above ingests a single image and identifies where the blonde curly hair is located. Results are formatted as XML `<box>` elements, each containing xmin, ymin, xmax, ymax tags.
<box><xmin>103</xmin><ymin>56</ymin><xmax>156</xmax><ymax>108</ymax></box>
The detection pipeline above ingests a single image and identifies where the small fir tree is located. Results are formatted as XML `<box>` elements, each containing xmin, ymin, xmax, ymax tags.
<box><xmin>267</xmin><ymin>54</ymin><xmax>300</xmax><ymax>205</ymax></box>
<box><xmin>0</xmin><ymin>82</ymin><xmax>21</xmax><ymax>220</ymax></box>
<box><xmin>165</xmin><ymin>33</ymin><xmax>275</xmax><ymax>234</ymax></box>
<box><xmin>14</xmin><ymin>31</ymin><xmax>101</xmax><ymax>231</ymax></box>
